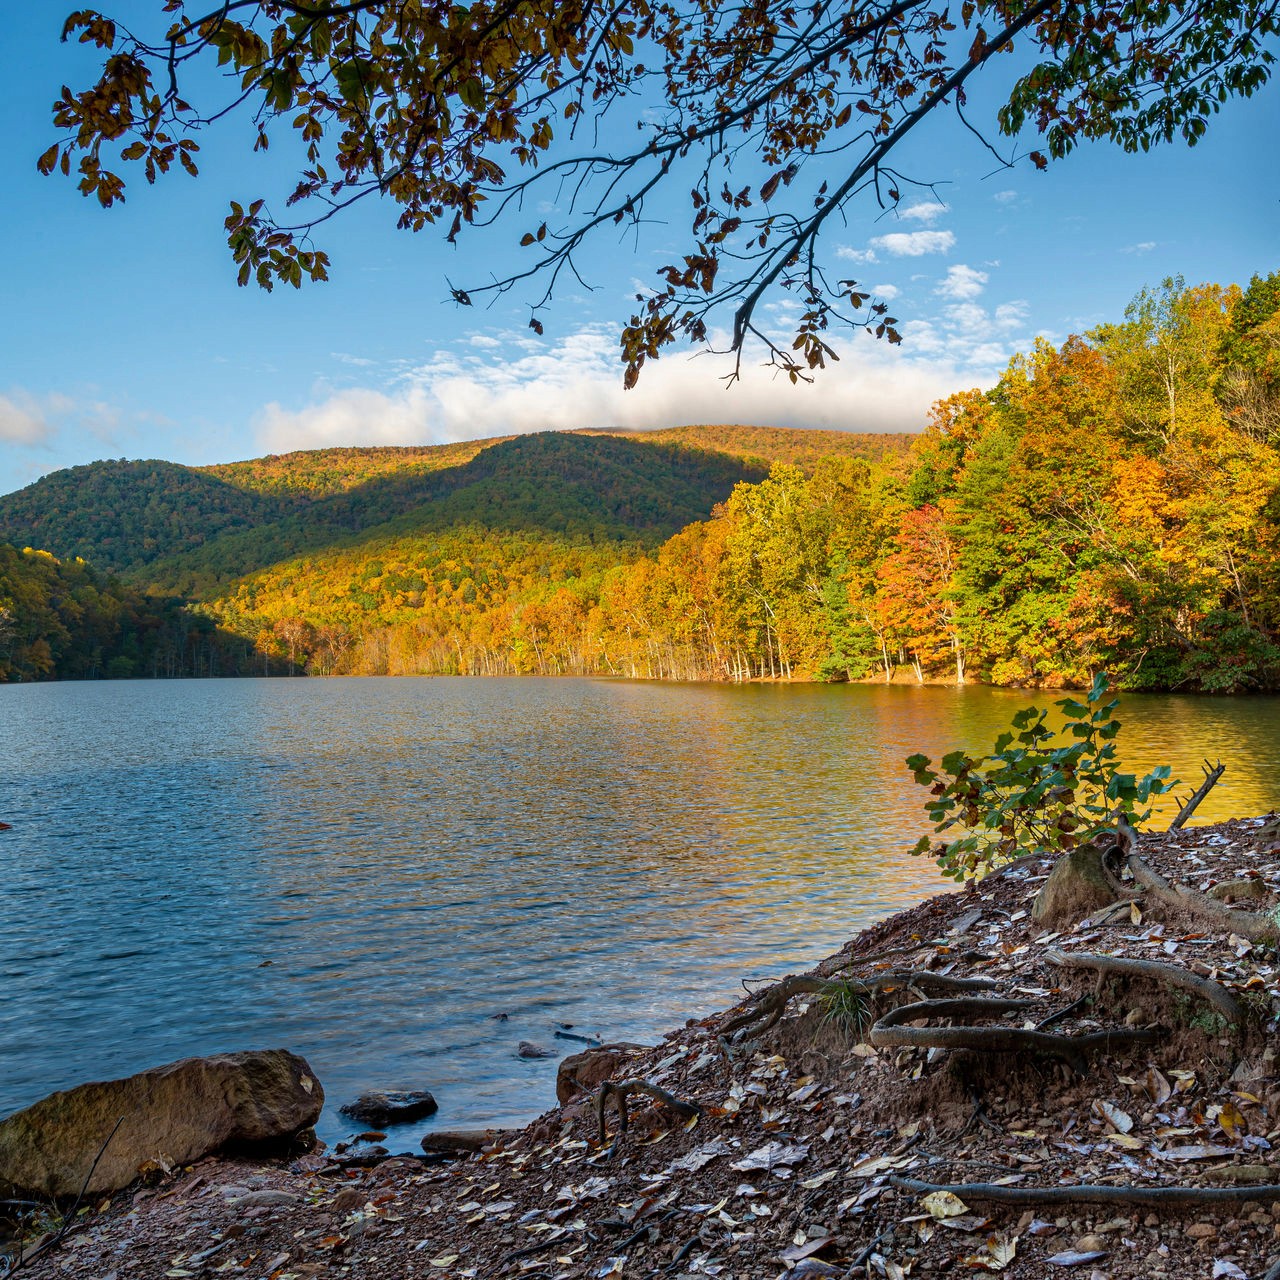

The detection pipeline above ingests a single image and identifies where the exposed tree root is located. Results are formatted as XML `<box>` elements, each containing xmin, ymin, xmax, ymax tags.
<box><xmin>1044</xmin><ymin>949</ymin><xmax>1243</xmax><ymax>1025</ymax></box>
<box><xmin>1127</xmin><ymin>851</ymin><xmax>1280</xmax><ymax>945</ymax></box>
<box><xmin>889</xmin><ymin>1175</ymin><xmax>1280</xmax><ymax>1209</ymax></box>
<box><xmin>868</xmin><ymin>997</ymin><xmax>1165</xmax><ymax>1072</ymax></box>
<box><xmin>595</xmin><ymin>1079</ymin><xmax>701</xmax><ymax>1152</ymax></box>
<box><xmin>721</xmin><ymin>971</ymin><xmax>997</xmax><ymax>1040</ymax></box>
<box><xmin>1169</xmin><ymin>760</ymin><xmax>1226</xmax><ymax>830</ymax></box>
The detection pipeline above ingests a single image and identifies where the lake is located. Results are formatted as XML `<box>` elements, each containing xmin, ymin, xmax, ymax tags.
<box><xmin>2</xmin><ymin>677</ymin><xmax>1277</xmax><ymax>1150</ymax></box>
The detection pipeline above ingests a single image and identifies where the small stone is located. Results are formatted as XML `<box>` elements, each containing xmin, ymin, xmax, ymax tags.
<box><xmin>331</xmin><ymin>1188</ymin><xmax>366</xmax><ymax>1213</ymax></box>
<box><xmin>517</xmin><ymin>1042</ymin><xmax>557</xmax><ymax>1059</ymax></box>
<box><xmin>1250</xmin><ymin>1212</ymin><xmax>1271</xmax><ymax>1226</ymax></box>
<box><xmin>1144</xmin><ymin>1215</ymin><xmax>1160</xmax><ymax>1229</ymax></box>
<box><xmin>1184</xmin><ymin>1223</ymin><xmax>1216</xmax><ymax>1240</ymax></box>
<box><xmin>229</xmin><ymin>1189</ymin><xmax>301</xmax><ymax>1209</ymax></box>
<box><xmin>354</xmin><ymin>1131</ymin><xmax>387</xmax><ymax>1143</ymax></box>
<box><xmin>1074</xmin><ymin>1235</ymin><xmax>1107</xmax><ymax>1252</ymax></box>
<box><xmin>340</xmin><ymin>1090</ymin><xmax>438</xmax><ymax>1127</ymax></box>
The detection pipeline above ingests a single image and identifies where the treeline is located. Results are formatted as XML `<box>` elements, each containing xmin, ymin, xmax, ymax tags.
<box><xmin>0</xmin><ymin>544</ymin><xmax>278</xmax><ymax>681</ymax></box>
<box><xmin>197</xmin><ymin>272</ymin><xmax>1280</xmax><ymax>692</ymax></box>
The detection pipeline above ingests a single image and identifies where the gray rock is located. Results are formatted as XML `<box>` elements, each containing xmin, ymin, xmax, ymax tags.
<box><xmin>339</xmin><ymin>1090</ymin><xmax>438</xmax><ymax>1127</ymax></box>
<box><xmin>0</xmin><ymin>1049</ymin><xmax>322</xmax><ymax>1198</ymax></box>
<box><xmin>517</xmin><ymin>1042</ymin><xmax>557</xmax><ymax>1059</ymax></box>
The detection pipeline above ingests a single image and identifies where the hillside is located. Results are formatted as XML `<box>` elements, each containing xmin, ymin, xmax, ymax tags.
<box><xmin>138</xmin><ymin>432</ymin><xmax>766</xmax><ymax>598</ymax></box>
<box><xmin>0</xmin><ymin>426</ymin><xmax>898</xmax><ymax>586</ymax></box>
<box><xmin>200</xmin><ymin>440</ymin><xmax>509</xmax><ymax>496</ymax></box>
<box><xmin>0</xmin><ymin>460</ymin><xmax>297</xmax><ymax>576</ymax></box>
<box><xmin>577</xmin><ymin>423</ymin><xmax>914</xmax><ymax>470</ymax></box>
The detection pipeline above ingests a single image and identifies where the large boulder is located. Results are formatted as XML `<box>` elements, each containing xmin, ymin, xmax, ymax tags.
<box><xmin>555</xmin><ymin>1044</ymin><xmax>646</xmax><ymax>1105</ymax></box>
<box><xmin>0</xmin><ymin>1049</ymin><xmax>322</xmax><ymax>1198</ymax></box>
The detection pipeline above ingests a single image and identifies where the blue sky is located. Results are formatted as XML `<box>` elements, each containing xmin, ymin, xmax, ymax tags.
<box><xmin>2</xmin><ymin>5</ymin><xmax>1278</xmax><ymax>495</ymax></box>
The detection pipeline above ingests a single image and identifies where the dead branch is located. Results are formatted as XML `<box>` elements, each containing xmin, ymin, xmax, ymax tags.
<box><xmin>596</xmin><ymin>1079</ymin><xmax>701</xmax><ymax>1148</ymax></box>
<box><xmin>868</xmin><ymin>997</ymin><xmax>1165</xmax><ymax>1072</ymax></box>
<box><xmin>1128</xmin><ymin>852</ymin><xmax>1280</xmax><ymax>945</ymax></box>
<box><xmin>889</xmin><ymin>1174</ymin><xmax>1280</xmax><ymax>1208</ymax></box>
<box><xmin>1044</xmin><ymin>949</ymin><xmax>1243</xmax><ymax>1024</ymax></box>
<box><xmin>1169</xmin><ymin>760</ymin><xmax>1226</xmax><ymax>830</ymax></box>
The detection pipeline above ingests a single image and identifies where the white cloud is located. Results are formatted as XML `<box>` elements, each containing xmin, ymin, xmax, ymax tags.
<box><xmin>254</xmin><ymin>319</ymin><xmax>1024</xmax><ymax>453</ymax></box>
<box><xmin>993</xmin><ymin>190</ymin><xmax>1018</xmax><ymax>204</ymax></box>
<box><xmin>869</xmin><ymin>230</ymin><xmax>956</xmax><ymax>257</ymax></box>
<box><xmin>871</xmin><ymin>283</ymin><xmax>900</xmax><ymax>301</ymax></box>
<box><xmin>899</xmin><ymin>201</ymin><xmax>948</xmax><ymax>223</ymax></box>
<box><xmin>937</xmin><ymin>264</ymin><xmax>989</xmax><ymax>300</ymax></box>
<box><xmin>835</xmin><ymin>246</ymin><xmax>879</xmax><ymax>264</ymax></box>
<box><xmin>0</xmin><ymin>393</ymin><xmax>54</xmax><ymax>445</ymax></box>
<box><xmin>995</xmin><ymin>301</ymin><xmax>1029</xmax><ymax>328</ymax></box>
<box><xmin>1123</xmin><ymin>241</ymin><xmax>1157</xmax><ymax>254</ymax></box>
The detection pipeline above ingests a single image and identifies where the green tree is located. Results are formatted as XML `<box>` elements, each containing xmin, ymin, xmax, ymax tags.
<box><xmin>40</xmin><ymin>2</ymin><xmax>1278</xmax><ymax>380</ymax></box>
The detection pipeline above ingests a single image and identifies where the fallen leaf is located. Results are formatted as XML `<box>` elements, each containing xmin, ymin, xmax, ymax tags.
<box><xmin>669</xmin><ymin>1140</ymin><xmax>732</xmax><ymax>1173</ymax></box>
<box><xmin>780</xmin><ymin>1235</ymin><xmax>834</xmax><ymax>1264</ymax></box>
<box><xmin>1047</xmin><ymin>1250</ymin><xmax>1108</xmax><ymax>1267</ymax></box>
<box><xmin>1218</xmin><ymin>1101</ymin><xmax>1247</xmax><ymax>1142</ymax></box>
<box><xmin>1094</xmin><ymin>1100</ymin><xmax>1133</xmax><ymax>1134</ymax></box>
<box><xmin>922</xmin><ymin>1190</ymin><xmax>969</xmax><ymax>1219</ymax></box>
<box><xmin>1213</xmin><ymin>1261</ymin><xmax>1248</xmax><ymax>1279</ymax></box>
<box><xmin>1154</xmin><ymin>1143</ymin><xmax>1235</xmax><ymax>1161</ymax></box>
<box><xmin>731</xmin><ymin>1142</ymin><xmax>809</xmax><ymax>1173</ymax></box>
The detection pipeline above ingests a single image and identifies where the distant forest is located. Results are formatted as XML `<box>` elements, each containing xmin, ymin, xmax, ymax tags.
<box><xmin>3</xmin><ymin>273</ymin><xmax>1278</xmax><ymax>691</ymax></box>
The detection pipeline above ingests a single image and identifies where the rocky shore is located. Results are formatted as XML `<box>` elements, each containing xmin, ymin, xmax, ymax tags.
<box><xmin>5</xmin><ymin>815</ymin><xmax>1280</xmax><ymax>1280</ymax></box>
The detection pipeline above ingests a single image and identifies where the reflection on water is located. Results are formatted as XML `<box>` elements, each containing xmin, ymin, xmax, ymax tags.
<box><xmin>1</xmin><ymin>677</ymin><xmax>1277</xmax><ymax>1149</ymax></box>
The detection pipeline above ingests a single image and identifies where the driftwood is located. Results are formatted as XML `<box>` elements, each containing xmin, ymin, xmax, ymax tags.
<box><xmin>1169</xmin><ymin>760</ymin><xmax>1226</xmax><ymax>830</ymax></box>
<box><xmin>868</xmin><ymin>997</ymin><xmax>1165</xmax><ymax>1072</ymax></box>
<box><xmin>1044</xmin><ymin>949</ymin><xmax>1243</xmax><ymax>1024</ymax></box>
<box><xmin>889</xmin><ymin>1175</ymin><xmax>1280</xmax><ymax>1208</ymax></box>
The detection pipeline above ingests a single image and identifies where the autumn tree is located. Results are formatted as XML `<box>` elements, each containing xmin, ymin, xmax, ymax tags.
<box><xmin>41</xmin><ymin>1</ymin><xmax>1278</xmax><ymax>382</ymax></box>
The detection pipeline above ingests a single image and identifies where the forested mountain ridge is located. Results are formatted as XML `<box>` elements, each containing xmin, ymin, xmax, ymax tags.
<box><xmin>0</xmin><ymin>425</ymin><xmax>897</xmax><ymax>581</ymax></box>
<box><xmin>0</xmin><ymin>431</ymin><xmax>777</xmax><ymax>587</ymax></box>
<box><xmin>5</xmin><ymin>273</ymin><xmax>1278</xmax><ymax>690</ymax></box>
<box><xmin>189</xmin><ymin>273</ymin><xmax>1280</xmax><ymax>692</ymax></box>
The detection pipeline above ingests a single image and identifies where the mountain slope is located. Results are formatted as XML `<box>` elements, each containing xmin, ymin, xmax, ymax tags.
<box><xmin>0</xmin><ymin>460</ymin><xmax>296</xmax><ymax>575</ymax></box>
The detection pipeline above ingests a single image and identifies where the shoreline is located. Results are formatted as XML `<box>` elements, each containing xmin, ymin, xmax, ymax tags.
<box><xmin>7</xmin><ymin>812</ymin><xmax>1280</xmax><ymax>1278</ymax></box>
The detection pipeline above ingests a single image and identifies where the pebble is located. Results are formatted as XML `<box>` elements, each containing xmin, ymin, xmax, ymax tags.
<box><xmin>1074</xmin><ymin>1234</ymin><xmax>1107</xmax><ymax>1252</ymax></box>
<box><xmin>1184</xmin><ymin>1223</ymin><xmax>1216</xmax><ymax>1240</ymax></box>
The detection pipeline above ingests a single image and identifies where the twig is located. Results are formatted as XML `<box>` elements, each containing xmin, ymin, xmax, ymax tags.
<box><xmin>10</xmin><ymin>1116</ymin><xmax>124</xmax><ymax>1273</ymax></box>
<box><xmin>1035</xmin><ymin>994</ymin><xmax>1089</xmax><ymax>1030</ymax></box>
<box><xmin>502</xmin><ymin>1234</ymin><xmax>571</xmax><ymax>1262</ymax></box>
<box><xmin>664</xmin><ymin>1237</ymin><xmax>698</xmax><ymax>1272</ymax></box>
<box><xmin>848</xmin><ymin>1225</ymin><xmax>896</xmax><ymax>1270</ymax></box>
<box><xmin>1044</xmin><ymin>949</ymin><xmax>1242</xmax><ymax>1024</ymax></box>
<box><xmin>889</xmin><ymin>1175</ymin><xmax>1280</xmax><ymax>1208</ymax></box>
<box><xmin>1169</xmin><ymin>760</ymin><xmax>1225</xmax><ymax>830</ymax></box>
<box><xmin>596</xmin><ymin>1079</ymin><xmax>701</xmax><ymax>1149</ymax></box>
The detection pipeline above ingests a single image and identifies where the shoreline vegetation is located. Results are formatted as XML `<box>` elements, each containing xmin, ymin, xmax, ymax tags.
<box><xmin>4</xmin><ymin>810</ymin><xmax>1279</xmax><ymax>1277</ymax></box>
<box><xmin>4</xmin><ymin>273</ymin><xmax>1280</xmax><ymax>693</ymax></box>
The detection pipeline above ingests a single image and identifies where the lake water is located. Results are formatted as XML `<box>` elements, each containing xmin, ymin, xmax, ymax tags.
<box><xmin>2</xmin><ymin>677</ymin><xmax>1277</xmax><ymax>1151</ymax></box>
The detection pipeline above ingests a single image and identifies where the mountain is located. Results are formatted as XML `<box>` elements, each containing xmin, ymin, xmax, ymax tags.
<box><xmin>0</xmin><ymin>427</ymin><xmax>910</xmax><ymax>586</ymax></box>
